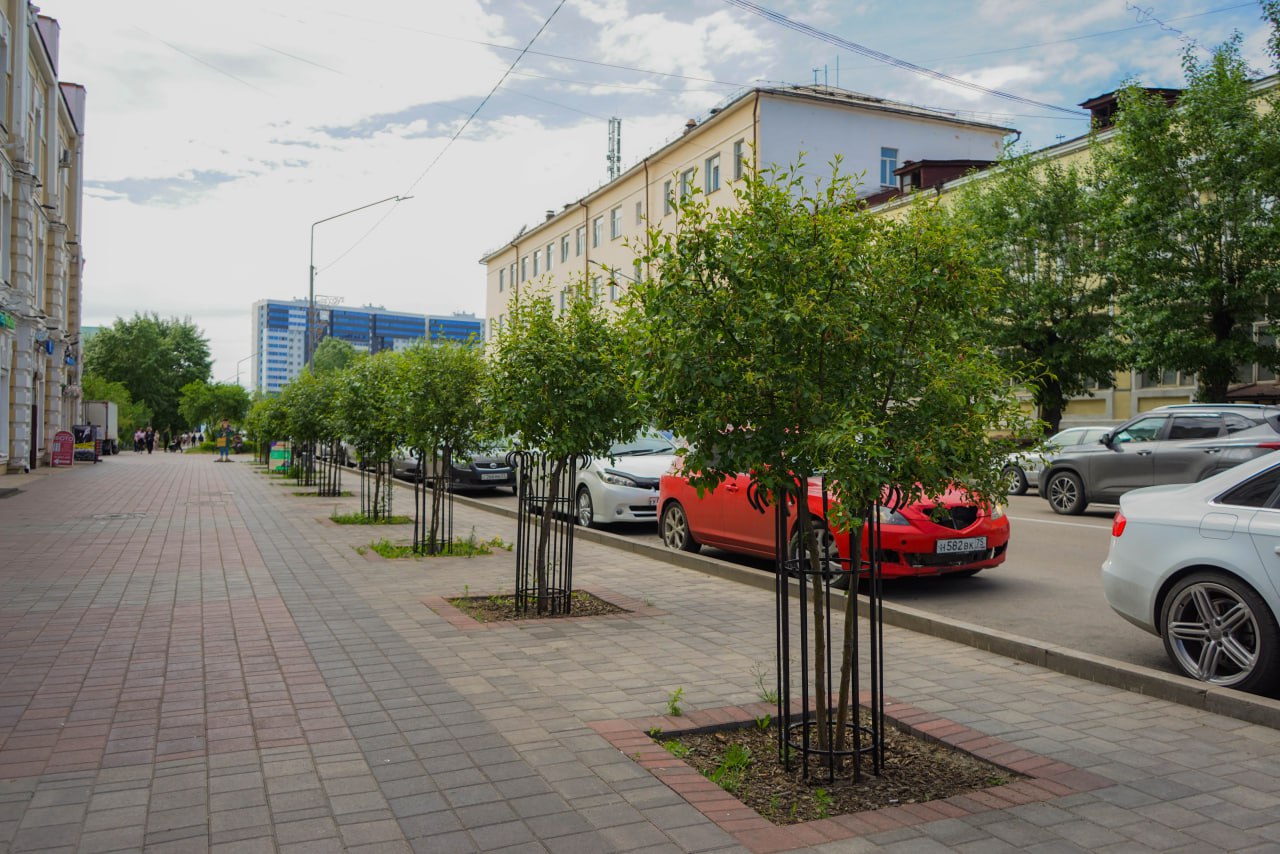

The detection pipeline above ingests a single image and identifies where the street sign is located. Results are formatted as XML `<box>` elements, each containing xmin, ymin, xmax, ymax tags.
<box><xmin>51</xmin><ymin>430</ymin><xmax>74</xmax><ymax>467</ymax></box>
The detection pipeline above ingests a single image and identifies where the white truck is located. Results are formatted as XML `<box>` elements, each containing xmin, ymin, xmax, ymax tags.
<box><xmin>82</xmin><ymin>399</ymin><xmax>120</xmax><ymax>455</ymax></box>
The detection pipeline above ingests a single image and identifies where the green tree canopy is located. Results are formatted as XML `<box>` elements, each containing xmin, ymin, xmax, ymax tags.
<box><xmin>81</xmin><ymin>372</ymin><xmax>151</xmax><ymax>438</ymax></box>
<box><xmin>178</xmin><ymin>380</ymin><xmax>250</xmax><ymax>430</ymax></box>
<box><xmin>955</xmin><ymin>149</ymin><xmax>1122</xmax><ymax>434</ymax></box>
<box><xmin>311</xmin><ymin>337</ymin><xmax>358</xmax><ymax>375</ymax></box>
<box><xmin>487</xmin><ymin>289</ymin><xmax>644</xmax><ymax>461</ymax></box>
<box><xmin>1097</xmin><ymin>30</ymin><xmax>1280</xmax><ymax>401</ymax></box>
<box><xmin>83</xmin><ymin>313</ymin><xmax>211</xmax><ymax>429</ymax></box>
<box><xmin>278</xmin><ymin>369</ymin><xmax>339</xmax><ymax>445</ymax></box>
<box><xmin>398</xmin><ymin>340</ymin><xmax>489</xmax><ymax>457</ymax></box>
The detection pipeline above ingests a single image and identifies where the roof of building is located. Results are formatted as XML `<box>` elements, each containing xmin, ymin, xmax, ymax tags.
<box><xmin>479</xmin><ymin>84</ymin><xmax>1016</xmax><ymax>263</ymax></box>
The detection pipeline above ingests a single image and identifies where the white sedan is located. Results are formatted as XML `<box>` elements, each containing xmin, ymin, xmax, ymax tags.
<box><xmin>575</xmin><ymin>433</ymin><xmax>681</xmax><ymax>528</ymax></box>
<box><xmin>1102</xmin><ymin>451</ymin><xmax>1280</xmax><ymax>695</ymax></box>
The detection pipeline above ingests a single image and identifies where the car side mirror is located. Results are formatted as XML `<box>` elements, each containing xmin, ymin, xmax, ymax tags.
<box><xmin>1100</xmin><ymin>433</ymin><xmax>1114</xmax><ymax>447</ymax></box>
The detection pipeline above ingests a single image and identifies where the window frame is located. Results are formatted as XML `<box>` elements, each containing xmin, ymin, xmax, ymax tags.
<box><xmin>705</xmin><ymin>154</ymin><xmax>720</xmax><ymax>194</ymax></box>
<box><xmin>610</xmin><ymin>205</ymin><xmax>623</xmax><ymax>240</ymax></box>
<box><xmin>879</xmin><ymin>146</ymin><xmax>898</xmax><ymax>188</ymax></box>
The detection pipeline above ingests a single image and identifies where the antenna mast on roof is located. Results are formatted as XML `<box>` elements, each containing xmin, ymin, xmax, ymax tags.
<box><xmin>607</xmin><ymin>117</ymin><xmax>621</xmax><ymax>181</ymax></box>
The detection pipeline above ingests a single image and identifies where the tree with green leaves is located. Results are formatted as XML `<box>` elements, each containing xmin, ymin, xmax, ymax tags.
<box><xmin>1097</xmin><ymin>25</ymin><xmax>1280</xmax><ymax>402</ymax></box>
<box><xmin>244</xmin><ymin>392</ymin><xmax>287</xmax><ymax>465</ymax></box>
<box><xmin>487</xmin><ymin>290</ymin><xmax>644</xmax><ymax>610</ymax></box>
<box><xmin>81</xmin><ymin>373</ymin><xmax>151</xmax><ymax>439</ymax></box>
<box><xmin>399</xmin><ymin>341</ymin><xmax>490</xmax><ymax>554</ymax></box>
<box><xmin>955</xmin><ymin>150</ymin><xmax>1122</xmax><ymax>434</ymax></box>
<box><xmin>311</xmin><ymin>337</ymin><xmax>358</xmax><ymax>375</ymax></box>
<box><xmin>632</xmin><ymin>161</ymin><xmax>1030</xmax><ymax>754</ymax></box>
<box><xmin>83</xmin><ymin>313</ymin><xmax>211</xmax><ymax>430</ymax></box>
<box><xmin>178</xmin><ymin>380</ymin><xmax>250</xmax><ymax>431</ymax></box>
<box><xmin>335</xmin><ymin>352</ymin><xmax>404</xmax><ymax>520</ymax></box>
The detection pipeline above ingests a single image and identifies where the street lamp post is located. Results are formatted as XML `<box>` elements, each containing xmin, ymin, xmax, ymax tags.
<box><xmin>307</xmin><ymin>195</ymin><xmax>412</xmax><ymax>367</ymax></box>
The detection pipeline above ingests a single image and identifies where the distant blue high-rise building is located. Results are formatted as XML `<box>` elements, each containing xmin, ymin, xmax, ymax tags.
<box><xmin>249</xmin><ymin>299</ymin><xmax>483</xmax><ymax>394</ymax></box>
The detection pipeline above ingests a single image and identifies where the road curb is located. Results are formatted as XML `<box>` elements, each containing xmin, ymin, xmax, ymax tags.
<box><xmin>449</xmin><ymin>490</ymin><xmax>1279</xmax><ymax>729</ymax></box>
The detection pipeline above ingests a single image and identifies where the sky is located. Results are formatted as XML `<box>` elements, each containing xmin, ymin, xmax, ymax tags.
<box><xmin>38</xmin><ymin>0</ymin><xmax>1276</xmax><ymax>385</ymax></box>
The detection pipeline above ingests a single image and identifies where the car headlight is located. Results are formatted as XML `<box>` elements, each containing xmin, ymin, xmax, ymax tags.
<box><xmin>877</xmin><ymin>505</ymin><xmax>909</xmax><ymax>525</ymax></box>
<box><xmin>989</xmin><ymin>503</ymin><xmax>1006</xmax><ymax>519</ymax></box>
<box><xmin>599</xmin><ymin>469</ymin><xmax>639</xmax><ymax>488</ymax></box>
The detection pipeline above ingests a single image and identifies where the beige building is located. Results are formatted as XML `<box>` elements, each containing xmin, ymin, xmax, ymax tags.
<box><xmin>481</xmin><ymin>85</ymin><xmax>1011</xmax><ymax>333</ymax></box>
<box><xmin>0</xmin><ymin>4</ymin><xmax>86</xmax><ymax>472</ymax></box>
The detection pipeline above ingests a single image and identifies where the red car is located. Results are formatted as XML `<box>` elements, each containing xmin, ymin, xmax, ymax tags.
<box><xmin>657</xmin><ymin>470</ymin><xmax>1009</xmax><ymax>583</ymax></box>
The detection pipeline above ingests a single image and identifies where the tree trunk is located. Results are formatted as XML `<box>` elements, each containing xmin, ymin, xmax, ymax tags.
<box><xmin>795</xmin><ymin>494</ymin><xmax>829</xmax><ymax>751</ymax></box>
<box><xmin>1036</xmin><ymin>375</ymin><xmax>1066</xmax><ymax>436</ymax></box>
<box><xmin>833</xmin><ymin>518</ymin><xmax>863</xmax><ymax>753</ymax></box>
<box><xmin>534</xmin><ymin>457</ymin><xmax>564</xmax><ymax>615</ymax></box>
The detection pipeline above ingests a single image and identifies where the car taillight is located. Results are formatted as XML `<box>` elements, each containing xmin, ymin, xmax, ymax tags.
<box><xmin>1258</xmin><ymin>442</ymin><xmax>1280</xmax><ymax>450</ymax></box>
<box><xmin>1111</xmin><ymin>512</ymin><xmax>1126</xmax><ymax>538</ymax></box>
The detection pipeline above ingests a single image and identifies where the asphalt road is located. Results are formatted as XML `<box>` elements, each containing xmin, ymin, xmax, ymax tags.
<box><xmin>443</xmin><ymin>483</ymin><xmax>1174</xmax><ymax>675</ymax></box>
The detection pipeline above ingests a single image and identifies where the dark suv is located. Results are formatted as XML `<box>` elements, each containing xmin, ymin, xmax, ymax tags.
<box><xmin>1038</xmin><ymin>404</ymin><xmax>1280</xmax><ymax>515</ymax></box>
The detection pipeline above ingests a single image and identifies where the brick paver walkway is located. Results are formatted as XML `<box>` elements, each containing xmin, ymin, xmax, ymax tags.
<box><xmin>2</xmin><ymin>453</ymin><xmax>1280</xmax><ymax>852</ymax></box>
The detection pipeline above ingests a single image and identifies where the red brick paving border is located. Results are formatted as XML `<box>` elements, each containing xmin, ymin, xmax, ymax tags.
<box><xmin>422</xmin><ymin>587</ymin><xmax>666</xmax><ymax>631</ymax></box>
<box><xmin>591</xmin><ymin>698</ymin><xmax>1113</xmax><ymax>854</ymax></box>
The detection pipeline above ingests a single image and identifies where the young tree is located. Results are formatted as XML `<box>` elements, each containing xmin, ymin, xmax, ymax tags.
<box><xmin>244</xmin><ymin>393</ymin><xmax>287</xmax><ymax>465</ymax></box>
<box><xmin>487</xmin><ymin>290</ymin><xmax>644</xmax><ymax>609</ymax></box>
<box><xmin>398</xmin><ymin>340</ymin><xmax>489</xmax><ymax>553</ymax></box>
<box><xmin>633</xmin><ymin>161</ymin><xmax>1029</xmax><ymax>753</ymax></box>
<box><xmin>311</xmin><ymin>337</ymin><xmax>358</xmax><ymax>375</ymax></box>
<box><xmin>335</xmin><ymin>352</ymin><xmax>404</xmax><ymax>520</ymax></box>
<box><xmin>83</xmin><ymin>313</ymin><xmax>212</xmax><ymax>429</ymax></box>
<box><xmin>955</xmin><ymin>151</ymin><xmax>1122</xmax><ymax>434</ymax></box>
<box><xmin>1097</xmin><ymin>30</ymin><xmax>1280</xmax><ymax>401</ymax></box>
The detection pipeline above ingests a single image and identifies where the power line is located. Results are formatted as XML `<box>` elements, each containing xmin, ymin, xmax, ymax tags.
<box><xmin>318</xmin><ymin>0</ymin><xmax>568</xmax><ymax>274</ymax></box>
<box><xmin>720</xmin><ymin>0</ymin><xmax>1086</xmax><ymax>116</ymax></box>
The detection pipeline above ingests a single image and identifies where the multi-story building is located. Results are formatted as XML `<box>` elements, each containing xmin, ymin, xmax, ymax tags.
<box><xmin>480</xmin><ymin>84</ymin><xmax>1011</xmax><ymax>331</ymax></box>
<box><xmin>249</xmin><ymin>298</ymin><xmax>482</xmax><ymax>393</ymax></box>
<box><xmin>0</xmin><ymin>5</ymin><xmax>86</xmax><ymax>473</ymax></box>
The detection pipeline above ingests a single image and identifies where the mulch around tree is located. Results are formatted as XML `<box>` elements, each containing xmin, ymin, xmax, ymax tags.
<box><xmin>448</xmin><ymin>590</ymin><xmax>626</xmax><ymax>622</ymax></box>
<box><xmin>660</xmin><ymin>717</ymin><xmax>1020</xmax><ymax>825</ymax></box>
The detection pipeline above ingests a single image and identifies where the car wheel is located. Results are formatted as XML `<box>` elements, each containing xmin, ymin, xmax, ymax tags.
<box><xmin>1046</xmin><ymin>470</ymin><xmax>1087</xmax><ymax>515</ymax></box>
<box><xmin>788</xmin><ymin>523</ymin><xmax>845</xmax><ymax>586</ymax></box>
<box><xmin>1002</xmin><ymin>464</ymin><xmax>1028</xmax><ymax>496</ymax></box>
<box><xmin>659</xmin><ymin>501</ymin><xmax>700</xmax><ymax>553</ymax></box>
<box><xmin>576</xmin><ymin>486</ymin><xmax>595</xmax><ymax>528</ymax></box>
<box><xmin>1160</xmin><ymin>571</ymin><xmax>1280</xmax><ymax>695</ymax></box>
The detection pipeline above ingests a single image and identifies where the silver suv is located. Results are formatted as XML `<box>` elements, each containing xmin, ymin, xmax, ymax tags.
<box><xmin>1038</xmin><ymin>404</ymin><xmax>1280</xmax><ymax>515</ymax></box>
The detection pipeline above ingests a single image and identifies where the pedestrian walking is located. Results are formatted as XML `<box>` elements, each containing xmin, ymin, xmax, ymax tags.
<box><xmin>215</xmin><ymin>419</ymin><xmax>234</xmax><ymax>462</ymax></box>
<box><xmin>144</xmin><ymin>426</ymin><xmax>155</xmax><ymax>454</ymax></box>
<box><xmin>134</xmin><ymin>429</ymin><xmax>143</xmax><ymax>452</ymax></box>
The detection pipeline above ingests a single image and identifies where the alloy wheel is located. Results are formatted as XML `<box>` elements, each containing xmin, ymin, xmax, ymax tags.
<box><xmin>1164</xmin><ymin>581</ymin><xmax>1260</xmax><ymax>688</ymax></box>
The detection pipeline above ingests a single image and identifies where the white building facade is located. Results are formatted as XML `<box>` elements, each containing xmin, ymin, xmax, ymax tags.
<box><xmin>0</xmin><ymin>5</ymin><xmax>86</xmax><ymax>473</ymax></box>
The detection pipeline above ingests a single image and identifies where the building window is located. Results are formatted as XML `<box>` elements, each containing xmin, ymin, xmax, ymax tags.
<box><xmin>633</xmin><ymin>258</ymin><xmax>643</xmax><ymax>287</ymax></box>
<box><xmin>733</xmin><ymin>138</ymin><xmax>746</xmax><ymax>180</ymax></box>
<box><xmin>559</xmin><ymin>288</ymin><xmax>566</xmax><ymax>312</ymax></box>
<box><xmin>498</xmin><ymin>267</ymin><xmax>505</xmax><ymax>292</ymax></box>
<box><xmin>879</xmin><ymin>147</ymin><xmax>898</xmax><ymax>187</ymax></box>
<box><xmin>560</xmin><ymin>235</ymin><xmax>570</xmax><ymax>263</ymax></box>
<box><xmin>663</xmin><ymin>180</ymin><xmax>674</xmax><ymax>215</ymax></box>
<box><xmin>680</xmin><ymin>168</ymin><xmax>695</xmax><ymax>199</ymax></box>
<box><xmin>532</xmin><ymin>251</ymin><xmax>540</xmax><ymax>277</ymax></box>
<box><xmin>705</xmin><ymin>154</ymin><xmax>720</xmax><ymax>193</ymax></box>
<box><xmin>508</xmin><ymin>262</ymin><xmax>516</xmax><ymax>286</ymax></box>
<box><xmin>610</xmin><ymin>278</ymin><xmax>618</xmax><ymax>303</ymax></box>
<box><xmin>634</xmin><ymin>200</ymin><xmax>643</xmax><ymax>225</ymax></box>
<box><xmin>521</xmin><ymin>256</ymin><xmax>528</xmax><ymax>281</ymax></box>
<box><xmin>576</xmin><ymin>225</ymin><xmax>585</xmax><ymax>256</ymax></box>
<box><xmin>591</xmin><ymin>275</ymin><xmax>601</xmax><ymax>302</ymax></box>
<box><xmin>592</xmin><ymin>216</ymin><xmax>603</xmax><ymax>248</ymax></box>
<box><xmin>610</xmin><ymin>206</ymin><xmax>622</xmax><ymax>240</ymax></box>
<box><xmin>546</xmin><ymin>243</ymin><xmax>554</xmax><ymax>272</ymax></box>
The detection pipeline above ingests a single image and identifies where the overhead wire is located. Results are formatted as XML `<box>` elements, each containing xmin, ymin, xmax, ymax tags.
<box><xmin>317</xmin><ymin>0</ymin><xmax>568</xmax><ymax>274</ymax></box>
<box><xmin>720</xmin><ymin>0</ymin><xmax>1086</xmax><ymax>115</ymax></box>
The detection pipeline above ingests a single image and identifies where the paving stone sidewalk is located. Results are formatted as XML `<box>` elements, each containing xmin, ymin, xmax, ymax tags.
<box><xmin>1</xmin><ymin>453</ymin><xmax>1280</xmax><ymax>853</ymax></box>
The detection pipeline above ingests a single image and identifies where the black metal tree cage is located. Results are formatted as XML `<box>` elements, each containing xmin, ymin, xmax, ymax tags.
<box><xmin>358</xmin><ymin>455</ymin><xmax>395</xmax><ymax>521</ymax></box>
<box><xmin>412</xmin><ymin>445</ymin><xmax>455</xmax><ymax>555</ymax></box>
<box><xmin>507</xmin><ymin>451</ymin><xmax>586</xmax><ymax>616</ymax></box>
<box><xmin>292</xmin><ymin>439</ymin><xmax>316</xmax><ymax>487</ymax></box>
<box><xmin>774</xmin><ymin>476</ymin><xmax>888</xmax><ymax>785</ymax></box>
<box><xmin>315</xmin><ymin>437</ymin><xmax>343</xmax><ymax>497</ymax></box>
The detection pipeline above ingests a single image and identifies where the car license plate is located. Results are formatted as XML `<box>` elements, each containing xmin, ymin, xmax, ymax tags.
<box><xmin>936</xmin><ymin>537</ymin><xmax>986</xmax><ymax>554</ymax></box>
<box><xmin>649</xmin><ymin>496</ymin><xmax>659</xmax><ymax>506</ymax></box>
<box><xmin>480</xmin><ymin>472</ymin><xmax>507</xmax><ymax>481</ymax></box>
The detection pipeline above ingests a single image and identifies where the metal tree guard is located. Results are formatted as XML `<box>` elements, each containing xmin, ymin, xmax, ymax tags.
<box><xmin>316</xmin><ymin>437</ymin><xmax>343</xmax><ymax>497</ymax></box>
<box><xmin>359</xmin><ymin>455</ymin><xmax>394</xmax><ymax>521</ymax></box>
<box><xmin>412</xmin><ymin>445</ymin><xmax>455</xmax><ymax>555</ymax></box>
<box><xmin>775</xmin><ymin>476</ymin><xmax>887</xmax><ymax>785</ymax></box>
<box><xmin>507</xmin><ymin>451</ymin><xmax>586</xmax><ymax>616</ymax></box>
<box><xmin>293</xmin><ymin>439</ymin><xmax>316</xmax><ymax>488</ymax></box>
